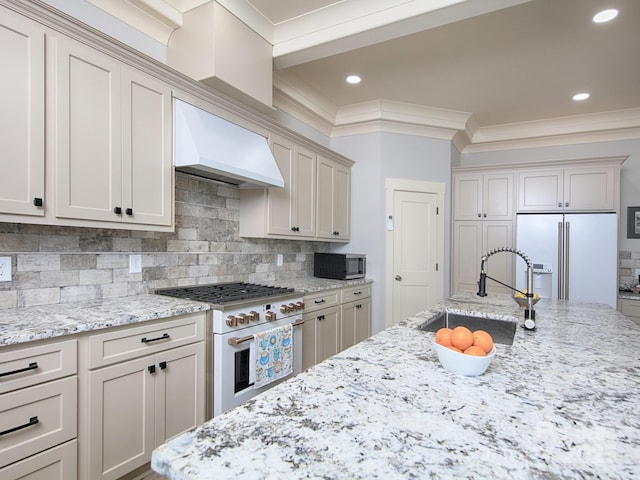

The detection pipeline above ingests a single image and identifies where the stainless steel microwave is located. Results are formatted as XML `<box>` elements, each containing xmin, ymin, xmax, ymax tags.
<box><xmin>313</xmin><ymin>253</ymin><xmax>366</xmax><ymax>280</ymax></box>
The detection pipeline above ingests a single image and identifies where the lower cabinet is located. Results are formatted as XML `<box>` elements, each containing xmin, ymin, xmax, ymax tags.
<box><xmin>619</xmin><ymin>299</ymin><xmax>640</xmax><ymax>323</ymax></box>
<box><xmin>80</xmin><ymin>312</ymin><xmax>206</xmax><ymax>480</ymax></box>
<box><xmin>302</xmin><ymin>284</ymin><xmax>372</xmax><ymax>370</ymax></box>
<box><xmin>0</xmin><ymin>339</ymin><xmax>77</xmax><ymax>479</ymax></box>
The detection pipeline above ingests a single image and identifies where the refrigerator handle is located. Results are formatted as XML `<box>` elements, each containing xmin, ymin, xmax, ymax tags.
<box><xmin>565</xmin><ymin>222</ymin><xmax>570</xmax><ymax>301</ymax></box>
<box><xmin>557</xmin><ymin>222</ymin><xmax>563</xmax><ymax>300</ymax></box>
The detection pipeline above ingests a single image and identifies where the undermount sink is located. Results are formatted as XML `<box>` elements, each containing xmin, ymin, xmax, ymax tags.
<box><xmin>420</xmin><ymin>311</ymin><xmax>517</xmax><ymax>345</ymax></box>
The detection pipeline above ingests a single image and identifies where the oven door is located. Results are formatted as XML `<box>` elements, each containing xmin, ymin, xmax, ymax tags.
<box><xmin>212</xmin><ymin>315</ymin><xmax>302</xmax><ymax>417</ymax></box>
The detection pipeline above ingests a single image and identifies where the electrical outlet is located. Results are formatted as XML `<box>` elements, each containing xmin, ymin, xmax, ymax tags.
<box><xmin>0</xmin><ymin>256</ymin><xmax>12</xmax><ymax>282</ymax></box>
<box><xmin>276</xmin><ymin>254</ymin><xmax>283</xmax><ymax>267</ymax></box>
<box><xmin>129</xmin><ymin>254</ymin><xmax>142</xmax><ymax>274</ymax></box>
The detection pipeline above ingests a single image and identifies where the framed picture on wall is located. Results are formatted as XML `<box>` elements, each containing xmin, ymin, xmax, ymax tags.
<box><xmin>628</xmin><ymin>206</ymin><xmax>640</xmax><ymax>239</ymax></box>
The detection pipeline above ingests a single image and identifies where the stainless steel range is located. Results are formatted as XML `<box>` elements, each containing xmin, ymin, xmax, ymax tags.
<box><xmin>156</xmin><ymin>283</ymin><xmax>304</xmax><ymax>417</ymax></box>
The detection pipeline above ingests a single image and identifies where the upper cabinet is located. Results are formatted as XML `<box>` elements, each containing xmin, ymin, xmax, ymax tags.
<box><xmin>316</xmin><ymin>156</ymin><xmax>351</xmax><ymax>241</ymax></box>
<box><xmin>453</xmin><ymin>171</ymin><xmax>514</xmax><ymax>221</ymax></box>
<box><xmin>240</xmin><ymin>133</ymin><xmax>353</xmax><ymax>242</ymax></box>
<box><xmin>0</xmin><ymin>6</ymin><xmax>45</xmax><ymax>217</ymax></box>
<box><xmin>54</xmin><ymin>37</ymin><xmax>173</xmax><ymax>229</ymax></box>
<box><xmin>517</xmin><ymin>163</ymin><xmax>619</xmax><ymax>213</ymax></box>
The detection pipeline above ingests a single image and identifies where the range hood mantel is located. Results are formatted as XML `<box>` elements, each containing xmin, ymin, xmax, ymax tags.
<box><xmin>174</xmin><ymin>99</ymin><xmax>284</xmax><ymax>188</ymax></box>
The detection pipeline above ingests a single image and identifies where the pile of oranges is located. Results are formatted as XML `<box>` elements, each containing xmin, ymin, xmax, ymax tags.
<box><xmin>435</xmin><ymin>326</ymin><xmax>494</xmax><ymax>356</ymax></box>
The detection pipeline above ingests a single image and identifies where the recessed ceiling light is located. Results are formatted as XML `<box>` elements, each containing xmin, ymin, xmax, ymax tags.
<box><xmin>573</xmin><ymin>92</ymin><xmax>590</xmax><ymax>101</ymax></box>
<box><xmin>346</xmin><ymin>75</ymin><xmax>361</xmax><ymax>85</ymax></box>
<box><xmin>593</xmin><ymin>9</ymin><xmax>618</xmax><ymax>23</ymax></box>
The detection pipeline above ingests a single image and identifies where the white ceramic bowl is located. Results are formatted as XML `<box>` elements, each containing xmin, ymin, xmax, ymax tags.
<box><xmin>432</xmin><ymin>341</ymin><xmax>496</xmax><ymax>376</ymax></box>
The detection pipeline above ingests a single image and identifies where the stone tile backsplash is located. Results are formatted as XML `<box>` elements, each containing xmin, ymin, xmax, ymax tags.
<box><xmin>0</xmin><ymin>174</ymin><xmax>329</xmax><ymax>309</ymax></box>
<box><xmin>619</xmin><ymin>250</ymin><xmax>640</xmax><ymax>288</ymax></box>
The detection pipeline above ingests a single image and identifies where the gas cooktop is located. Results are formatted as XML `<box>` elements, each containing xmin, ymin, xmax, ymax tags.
<box><xmin>155</xmin><ymin>282</ymin><xmax>296</xmax><ymax>305</ymax></box>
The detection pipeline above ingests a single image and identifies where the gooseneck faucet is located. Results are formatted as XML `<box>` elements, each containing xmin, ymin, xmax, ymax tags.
<box><xmin>477</xmin><ymin>247</ymin><xmax>536</xmax><ymax>330</ymax></box>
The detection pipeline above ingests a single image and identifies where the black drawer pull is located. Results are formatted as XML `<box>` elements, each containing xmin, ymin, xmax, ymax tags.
<box><xmin>141</xmin><ymin>333</ymin><xmax>170</xmax><ymax>343</ymax></box>
<box><xmin>113</xmin><ymin>206</ymin><xmax>122</xmax><ymax>215</ymax></box>
<box><xmin>0</xmin><ymin>362</ymin><xmax>38</xmax><ymax>378</ymax></box>
<box><xmin>148</xmin><ymin>365</ymin><xmax>156</xmax><ymax>374</ymax></box>
<box><xmin>159</xmin><ymin>361</ymin><xmax>167</xmax><ymax>370</ymax></box>
<box><xmin>0</xmin><ymin>416</ymin><xmax>39</xmax><ymax>436</ymax></box>
<box><xmin>314</xmin><ymin>299</ymin><xmax>326</xmax><ymax>304</ymax></box>
<box><xmin>33</xmin><ymin>197</ymin><xmax>43</xmax><ymax>207</ymax></box>
<box><xmin>125</xmin><ymin>208</ymin><xmax>133</xmax><ymax>216</ymax></box>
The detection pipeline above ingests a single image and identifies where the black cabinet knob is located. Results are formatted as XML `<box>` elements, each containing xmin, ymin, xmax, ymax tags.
<box><xmin>125</xmin><ymin>208</ymin><xmax>133</xmax><ymax>216</ymax></box>
<box><xmin>113</xmin><ymin>207</ymin><xmax>122</xmax><ymax>215</ymax></box>
<box><xmin>159</xmin><ymin>361</ymin><xmax>167</xmax><ymax>370</ymax></box>
<box><xmin>33</xmin><ymin>197</ymin><xmax>43</xmax><ymax>207</ymax></box>
<box><xmin>148</xmin><ymin>365</ymin><xmax>156</xmax><ymax>374</ymax></box>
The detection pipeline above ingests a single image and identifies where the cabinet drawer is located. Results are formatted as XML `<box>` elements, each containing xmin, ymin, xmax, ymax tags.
<box><xmin>0</xmin><ymin>340</ymin><xmax>77</xmax><ymax>395</ymax></box>
<box><xmin>341</xmin><ymin>284</ymin><xmax>371</xmax><ymax>303</ymax></box>
<box><xmin>88</xmin><ymin>312</ymin><xmax>206</xmax><ymax>369</ymax></box>
<box><xmin>304</xmin><ymin>289</ymin><xmax>340</xmax><ymax>313</ymax></box>
<box><xmin>620</xmin><ymin>299</ymin><xmax>640</xmax><ymax>319</ymax></box>
<box><xmin>0</xmin><ymin>439</ymin><xmax>77</xmax><ymax>480</ymax></box>
<box><xmin>0</xmin><ymin>376</ymin><xmax>77</xmax><ymax>468</ymax></box>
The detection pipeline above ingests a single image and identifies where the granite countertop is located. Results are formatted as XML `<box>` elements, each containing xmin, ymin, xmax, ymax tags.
<box><xmin>0</xmin><ymin>295</ymin><xmax>211</xmax><ymax>347</ymax></box>
<box><xmin>152</xmin><ymin>293</ymin><xmax>640</xmax><ymax>480</ymax></box>
<box><xmin>0</xmin><ymin>278</ymin><xmax>371</xmax><ymax>347</ymax></box>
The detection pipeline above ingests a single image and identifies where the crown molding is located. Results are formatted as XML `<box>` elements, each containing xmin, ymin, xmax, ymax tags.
<box><xmin>273</xmin><ymin>84</ymin><xmax>640</xmax><ymax>150</ymax></box>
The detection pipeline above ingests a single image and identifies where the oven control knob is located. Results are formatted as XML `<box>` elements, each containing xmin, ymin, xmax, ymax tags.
<box><xmin>296</xmin><ymin>301</ymin><xmax>305</xmax><ymax>311</ymax></box>
<box><xmin>279</xmin><ymin>304</ymin><xmax>288</xmax><ymax>314</ymax></box>
<box><xmin>288</xmin><ymin>303</ymin><xmax>296</xmax><ymax>312</ymax></box>
<box><xmin>249</xmin><ymin>310</ymin><xmax>260</xmax><ymax>321</ymax></box>
<box><xmin>265</xmin><ymin>311</ymin><xmax>277</xmax><ymax>322</ymax></box>
<box><xmin>226</xmin><ymin>315</ymin><xmax>238</xmax><ymax>327</ymax></box>
<box><xmin>237</xmin><ymin>313</ymin><xmax>248</xmax><ymax>324</ymax></box>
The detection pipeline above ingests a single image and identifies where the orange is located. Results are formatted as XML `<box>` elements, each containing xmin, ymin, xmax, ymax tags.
<box><xmin>447</xmin><ymin>345</ymin><xmax>463</xmax><ymax>353</ymax></box>
<box><xmin>450</xmin><ymin>326</ymin><xmax>474</xmax><ymax>350</ymax></box>
<box><xmin>472</xmin><ymin>330</ymin><xmax>494</xmax><ymax>353</ymax></box>
<box><xmin>435</xmin><ymin>327</ymin><xmax>453</xmax><ymax>346</ymax></box>
<box><xmin>464</xmin><ymin>345</ymin><xmax>487</xmax><ymax>356</ymax></box>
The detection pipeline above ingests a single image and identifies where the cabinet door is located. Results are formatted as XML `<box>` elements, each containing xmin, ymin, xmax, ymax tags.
<box><xmin>301</xmin><ymin>313</ymin><xmax>317</xmax><ymax>371</ymax></box>
<box><xmin>122</xmin><ymin>67</ymin><xmax>173</xmax><ymax>226</ymax></box>
<box><xmin>88</xmin><ymin>356</ymin><xmax>154</xmax><ymax>480</ymax></box>
<box><xmin>483</xmin><ymin>172</ymin><xmax>513</xmax><ymax>220</ymax></box>
<box><xmin>0</xmin><ymin>8</ymin><xmax>45</xmax><ymax>217</ymax></box>
<box><xmin>453</xmin><ymin>174</ymin><xmax>482</xmax><ymax>220</ymax></box>
<box><xmin>341</xmin><ymin>298</ymin><xmax>371</xmax><ymax>351</ymax></box>
<box><xmin>154</xmin><ymin>343</ymin><xmax>205</xmax><ymax>445</ymax></box>
<box><xmin>451</xmin><ymin>221</ymin><xmax>483</xmax><ymax>293</ymax></box>
<box><xmin>563</xmin><ymin>166</ymin><xmax>616</xmax><ymax>211</ymax></box>
<box><xmin>317</xmin><ymin>156</ymin><xmax>350</xmax><ymax>240</ymax></box>
<box><xmin>293</xmin><ymin>145</ymin><xmax>316</xmax><ymax>237</ymax></box>
<box><xmin>517</xmin><ymin>169</ymin><xmax>563</xmax><ymax>212</ymax></box>
<box><xmin>482</xmin><ymin>221</ymin><xmax>514</xmax><ymax>294</ymax></box>
<box><xmin>267</xmin><ymin>134</ymin><xmax>295</xmax><ymax>235</ymax></box>
<box><xmin>316</xmin><ymin>306</ymin><xmax>340</xmax><ymax>364</ymax></box>
<box><xmin>54</xmin><ymin>37</ymin><xmax>122</xmax><ymax>223</ymax></box>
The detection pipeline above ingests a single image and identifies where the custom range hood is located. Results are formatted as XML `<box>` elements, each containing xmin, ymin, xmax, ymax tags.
<box><xmin>174</xmin><ymin>99</ymin><xmax>284</xmax><ymax>188</ymax></box>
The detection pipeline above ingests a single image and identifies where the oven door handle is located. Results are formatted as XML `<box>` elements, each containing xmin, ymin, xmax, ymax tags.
<box><xmin>227</xmin><ymin>320</ymin><xmax>304</xmax><ymax>346</ymax></box>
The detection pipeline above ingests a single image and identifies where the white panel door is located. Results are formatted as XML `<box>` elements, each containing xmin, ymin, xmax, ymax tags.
<box><xmin>392</xmin><ymin>190</ymin><xmax>440</xmax><ymax>322</ymax></box>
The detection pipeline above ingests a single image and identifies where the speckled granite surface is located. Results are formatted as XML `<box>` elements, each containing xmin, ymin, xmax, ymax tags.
<box><xmin>152</xmin><ymin>293</ymin><xmax>640</xmax><ymax>480</ymax></box>
<box><xmin>0</xmin><ymin>295</ymin><xmax>210</xmax><ymax>346</ymax></box>
<box><xmin>0</xmin><ymin>278</ymin><xmax>370</xmax><ymax>347</ymax></box>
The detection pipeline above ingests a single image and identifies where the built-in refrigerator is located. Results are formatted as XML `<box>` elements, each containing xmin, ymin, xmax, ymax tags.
<box><xmin>515</xmin><ymin>213</ymin><xmax>617</xmax><ymax>308</ymax></box>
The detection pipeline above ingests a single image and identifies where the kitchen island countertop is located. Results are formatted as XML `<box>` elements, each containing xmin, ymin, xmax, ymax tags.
<box><xmin>152</xmin><ymin>293</ymin><xmax>640</xmax><ymax>479</ymax></box>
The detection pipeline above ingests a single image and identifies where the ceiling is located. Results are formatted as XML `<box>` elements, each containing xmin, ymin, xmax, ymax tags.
<box><xmin>86</xmin><ymin>0</ymin><xmax>640</xmax><ymax>151</ymax></box>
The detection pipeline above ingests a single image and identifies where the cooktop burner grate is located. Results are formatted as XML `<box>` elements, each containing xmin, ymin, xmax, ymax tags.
<box><xmin>155</xmin><ymin>282</ymin><xmax>295</xmax><ymax>304</ymax></box>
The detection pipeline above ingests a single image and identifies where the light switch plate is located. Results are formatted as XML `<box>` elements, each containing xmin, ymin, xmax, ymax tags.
<box><xmin>129</xmin><ymin>254</ymin><xmax>142</xmax><ymax>274</ymax></box>
<box><xmin>0</xmin><ymin>256</ymin><xmax>12</xmax><ymax>282</ymax></box>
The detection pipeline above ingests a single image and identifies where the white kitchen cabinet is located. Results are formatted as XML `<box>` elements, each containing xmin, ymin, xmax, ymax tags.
<box><xmin>81</xmin><ymin>313</ymin><xmax>205</xmax><ymax>480</ymax></box>
<box><xmin>340</xmin><ymin>285</ymin><xmax>372</xmax><ymax>351</ymax></box>
<box><xmin>0</xmin><ymin>6</ymin><xmax>45</xmax><ymax>218</ymax></box>
<box><xmin>619</xmin><ymin>298</ymin><xmax>640</xmax><ymax>323</ymax></box>
<box><xmin>0</xmin><ymin>440</ymin><xmax>77</xmax><ymax>480</ymax></box>
<box><xmin>301</xmin><ymin>289</ymin><xmax>341</xmax><ymax>370</ymax></box>
<box><xmin>317</xmin><ymin>155</ymin><xmax>351</xmax><ymax>241</ymax></box>
<box><xmin>54</xmin><ymin>36</ymin><xmax>173</xmax><ymax>229</ymax></box>
<box><xmin>454</xmin><ymin>171</ymin><xmax>513</xmax><ymax>221</ymax></box>
<box><xmin>0</xmin><ymin>339</ymin><xmax>77</xmax><ymax>476</ymax></box>
<box><xmin>452</xmin><ymin>170</ymin><xmax>515</xmax><ymax>295</ymax></box>
<box><xmin>452</xmin><ymin>221</ymin><xmax>514</xmax><ymax>295</ymax></box>
<box><xmin>240</xmin><ymin>133</ymin><xmax>316</xmax><ymax>239</ymax></box>
<box><xmin>517</xmin><ymin>164</ymin><xmax>618</xmax><ymax>212</ymax></box>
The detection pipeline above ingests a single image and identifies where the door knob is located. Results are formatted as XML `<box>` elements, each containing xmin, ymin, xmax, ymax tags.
<box><xmin>395</xmin><ymin>275</ymin><xmax>402</xmax><ymax>281</ymax></box>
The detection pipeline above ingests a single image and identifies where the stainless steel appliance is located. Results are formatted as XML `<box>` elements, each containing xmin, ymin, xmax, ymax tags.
<box><xmin>156</xmin><ymin>283</ymin><xmax>304</xmax><ymax>417</ymax></box>
<box><xmin>314</xmin><ymin>253</ymin><xmax>366</xmax><ymax>280</ymax></box>
<box><xmin>515</xmin><ymin>213</ymin><xmax>617</xmax><ymax>308</ymax></box>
